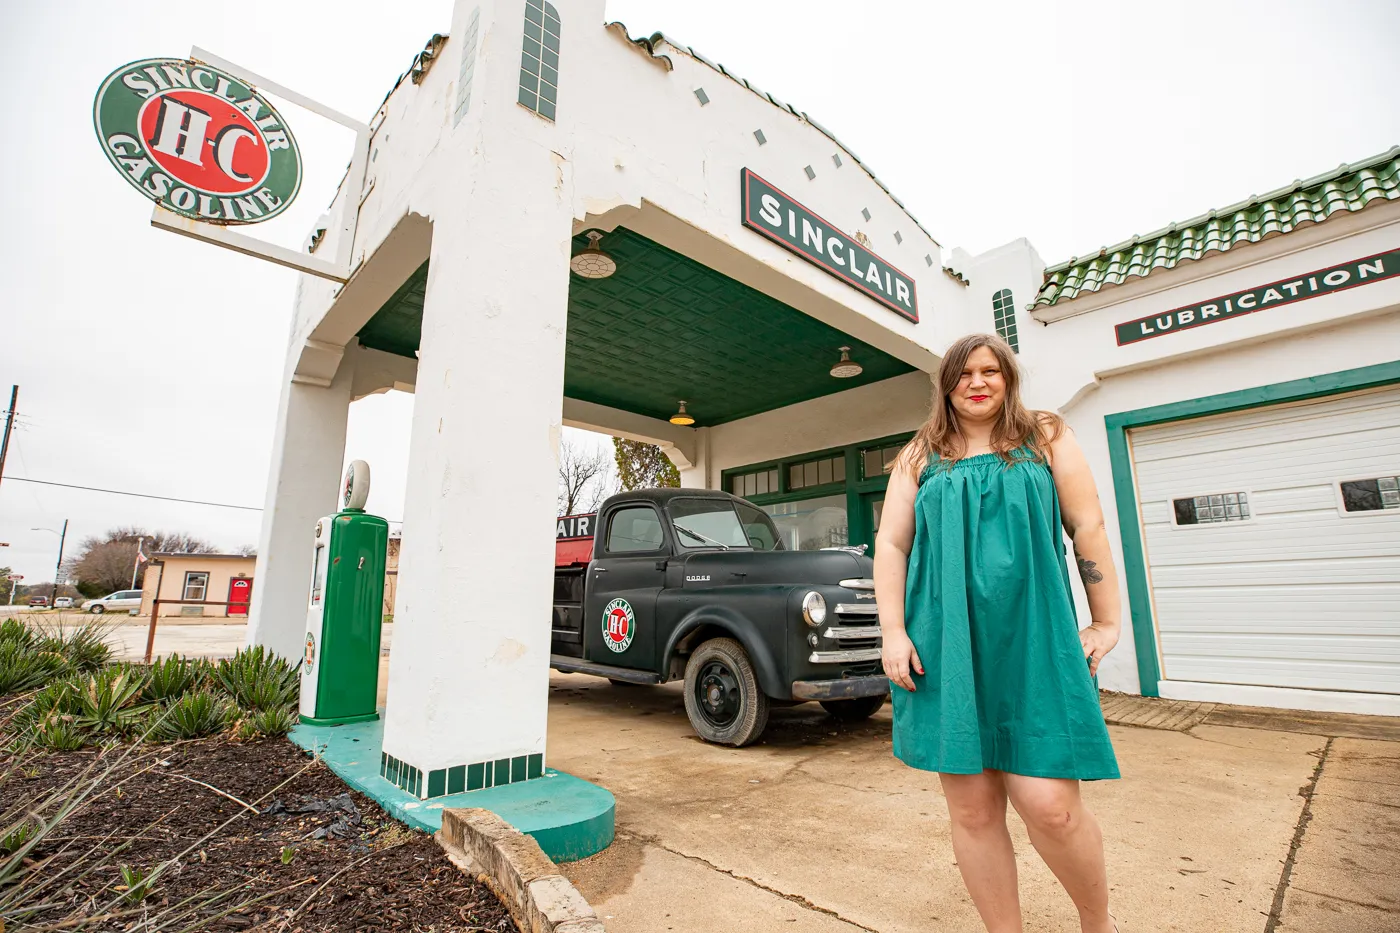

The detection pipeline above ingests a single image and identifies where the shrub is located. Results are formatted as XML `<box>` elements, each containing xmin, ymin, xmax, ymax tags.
<box><xmin>0</xmin><ymin>618</ymin><xmax>35</xmax><ymax>648</ymax></box>
<box><xmin>143</xmin><ymin>654</ymin><xmax>208</xmax><ymax>704</ymax></box>
<box><xmin>233</xmin><ymin>705</ymin><xmax>298</xmax><ymax>741</ymax></box>
<box><xmin>213</xmin><ymin>646</ymin><xmax>298</xmax><ymax>711</ymax></box>
<box><xmin>150</xmin><ymin>691</ymin><xmax>232</xmax><ymax>741</ymax></box>
<box><xmin>31</xmin><ymin>714</ymin><xmax>85</xmax><ymax>751</ymax></box>
<box><xmin>9</xmin><ymin>675</ymin><xmax>82</xmax><ymax>739</ymax></box>
<box><xmin>0</xmin><ymin>640</ymin><xmax>69</xmax><ymax>695</ymax></box>
<box><xmin>37</xmin><ymin>621</ymin><xmax>113</xmax><ymax>673</ymax></box>
<box><xmin>74</xmin><ymin>666</ymin><xmax>150</xmax><ymax>735</ymax></box>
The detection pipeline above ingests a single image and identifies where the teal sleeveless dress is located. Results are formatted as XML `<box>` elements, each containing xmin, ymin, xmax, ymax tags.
<box><xmin>891</xmin><ymin>446</ymin><xmax>1120</xmax><ymax>780</ymax></box>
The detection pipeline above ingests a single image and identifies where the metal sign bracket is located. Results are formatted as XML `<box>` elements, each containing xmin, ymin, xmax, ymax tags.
<box><xmin>148</xmin><ymin>46</ymin><xmax>372</xmax><ymax>284</ymax></box>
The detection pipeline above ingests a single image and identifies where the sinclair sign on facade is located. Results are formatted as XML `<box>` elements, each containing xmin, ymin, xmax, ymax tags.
<box><xmin>93</xmin><ymin>58</ymin><xmax>302</xmax><ymax>224</ymax></box>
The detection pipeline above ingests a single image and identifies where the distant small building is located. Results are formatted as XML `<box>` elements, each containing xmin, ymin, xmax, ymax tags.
<box><xmin>140</xmin><ymin>553</ymin><xmax>256</xmax><ymax>618</ymax></box>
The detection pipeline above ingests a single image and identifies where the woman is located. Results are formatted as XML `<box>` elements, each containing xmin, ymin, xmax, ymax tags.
<box><xmin>875</xmin><ymin>333</ymin><xmax>1123</xmax><ymax>933</ymax></box>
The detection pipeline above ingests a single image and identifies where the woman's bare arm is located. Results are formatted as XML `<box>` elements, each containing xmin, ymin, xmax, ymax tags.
<box><xmin>875</xmin><ymin>456</ymin><xmax>922</xmax><ymax>690</ymax></box>
<box><xmin>1046</xmin><ymin>425</ymin><xmax>1122</xmax><ymax>674</ymax></box>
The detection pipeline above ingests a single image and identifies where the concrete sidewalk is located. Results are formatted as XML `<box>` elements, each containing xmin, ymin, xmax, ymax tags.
<box><xmin>548</xmin><ymin>675</ymin><xmax>1399</xmax><ymax>933</ymax></box>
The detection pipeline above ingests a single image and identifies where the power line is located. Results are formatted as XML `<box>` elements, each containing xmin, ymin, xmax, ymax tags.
<box><xmin>5</xmin><ymin>476</ymin><xmax>262</xmax><ymax>512</ymax></box>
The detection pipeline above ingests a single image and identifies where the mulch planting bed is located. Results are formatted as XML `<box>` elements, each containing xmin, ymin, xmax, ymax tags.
<box><xmin>1</xmin><ymin>737</ymin><xmax>518</xmax><ymax>932</ymax></box>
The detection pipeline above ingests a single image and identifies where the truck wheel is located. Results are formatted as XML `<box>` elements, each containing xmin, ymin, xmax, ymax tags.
<box><xmin>684</xmin><ymin>638</ymin><xmax>769</xmax><ymax>747</ymax></box>
<box><xmin>820</xmin><ymin>695</ymin><xmax>886</xmax><ymax>722</ymax></box>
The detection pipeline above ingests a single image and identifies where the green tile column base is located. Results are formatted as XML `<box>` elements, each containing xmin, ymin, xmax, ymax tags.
<box><xmin>288</xmin><ymin>714</ymin><xmax>614</xmax><ymax>863</ymax></box>
<box><xmin>299</xmin><ymin>711</ymin><xmax>381</xmax><ymax>727</ymax></box>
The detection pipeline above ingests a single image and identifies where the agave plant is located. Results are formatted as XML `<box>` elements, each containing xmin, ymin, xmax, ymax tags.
<box><xmin>233</xmin><ymin>705</ymin><xmax>298</xmax><ymax>741</ymax></box>
<box><xmin>30</xmin><ymin>714</ymin><xmax>86</xmax><ymax>752</ymax></box>
<box><xmin>74</xmin><ymin>666</ymin><xmax>151</xmax><ymax>735</ymax></box>
<box><xmin>0</xmin><ymin>618</ymin><xmax>35</xmax><ymax>648</ymax></box>
<box><xmin>143</xmin><ymin>654</ymin><xmax>209</xmax><ymax>704</ymax></box>
<box><xmin>150</xmin><ymin>691</ymin><xmax>233</xmax><ymax>741</ymax></box>
<box><xmin>213</xmin><ymin>646</ymin><xmax>298</xmax><ymax>711</ymax></box>
<box><xmin>0</xmin><ymin>639</ymin><xmax>69</xmax><ymax>695</ymax></box>
<box><xmin>36</xmin><ymin>620</ymin><xmax>114</xmax><ymax>673</ymax></box>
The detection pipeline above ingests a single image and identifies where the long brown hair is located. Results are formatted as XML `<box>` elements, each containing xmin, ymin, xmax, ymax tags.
<box><xmin>898</xmin><ymin>333</ymin><xmax>1063</xmax><ymax>474</ymax></box>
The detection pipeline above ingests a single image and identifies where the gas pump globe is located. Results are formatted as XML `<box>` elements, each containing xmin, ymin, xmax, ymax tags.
<box><xmin>300</xmin><ymin>460</ymin><xmax>389</xmax><ymax>726</ymax></box>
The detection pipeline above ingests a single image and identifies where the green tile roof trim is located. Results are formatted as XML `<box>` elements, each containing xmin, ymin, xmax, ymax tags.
<box><xmin>1036</xmin><ymin>146</ymin><xmax>1400</xmax><ymax>308</ymax></box>
<box><xmin>605</xmin><ymin>21</ymin><xmax>941</xmax><ymax>250</ymax></box>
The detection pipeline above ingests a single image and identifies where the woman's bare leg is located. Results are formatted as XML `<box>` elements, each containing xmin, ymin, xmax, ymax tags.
<box><xmin>1002</xmin><ymin>773</ymin><xmax>1114</xmax><ymax>933</ymax></box>
<box><xmin>939</xmin><ymin>770</ymin><xmax>1022</xmax><ymax>933</ymax></box>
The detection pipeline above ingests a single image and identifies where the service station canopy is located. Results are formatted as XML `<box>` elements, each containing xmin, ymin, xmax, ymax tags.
<box><xmin>355</xmin><ymin>226</ymin><xmax>916</xmax><ymax>427</ymax></box>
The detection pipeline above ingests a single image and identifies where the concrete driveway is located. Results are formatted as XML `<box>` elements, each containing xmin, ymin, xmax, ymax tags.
<box><xmin>547</xmin><ymin>674</ymin><xmax>1399</xmax><ymax>933</ymax></box>
<box><xmin>25</xmin><ymin>612</ymin><xmax>1393</xmax><ymax>931</ymax></box>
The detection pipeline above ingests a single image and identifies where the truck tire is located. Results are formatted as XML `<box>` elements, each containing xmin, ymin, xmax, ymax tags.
<box><xmin>820</xmin><ymin>695</ymin><xmax>886</xmax><ymax>722</ymax></box>
<box><xmin>684</xmin><ymin>637</ymin><xmax>769</xmax><ymax>747</ymax></box>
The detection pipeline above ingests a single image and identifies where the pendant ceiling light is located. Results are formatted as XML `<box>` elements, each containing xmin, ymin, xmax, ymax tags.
<box><xmin>829</xmin><ymin>346</ymin><xmax>863</xmax><ymax>378</ymax></box>
<box><xmin>569</xmin><ymin>231</ymin><xmax>617</xmax><ymax>279</ymax></box>
<box><xmin>669</xmin><ymin>400</ymin><xmax>696</xmax><ymax>426</ymax></box>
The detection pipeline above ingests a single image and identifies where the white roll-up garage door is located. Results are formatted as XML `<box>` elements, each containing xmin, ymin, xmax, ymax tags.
<box><xmin>1129</xmin><ymin>384</ymin><xmax>1400</xmax><ymax>696</ymax></box>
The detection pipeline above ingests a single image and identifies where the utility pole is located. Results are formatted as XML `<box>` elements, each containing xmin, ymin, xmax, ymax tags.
<box><xmin>50</xmin><ymin>519</ymin><xmax>68</xmax><ymax>607</ymax></box>
<box><xmin>0</xmin><ymin>385</ymin><xmax>17</xmax><ymax>496</ymax></box>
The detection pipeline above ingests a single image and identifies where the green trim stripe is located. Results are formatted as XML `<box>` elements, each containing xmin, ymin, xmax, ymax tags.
<box><xmin>1104</xmin><ymin>360</ymin><xmax>1400</xmax><ymax>697</ymax></box>
<box><xmin>380</xmin><ymin>751</ymin><xmax>547</xmax><ymax>800</ymax></box>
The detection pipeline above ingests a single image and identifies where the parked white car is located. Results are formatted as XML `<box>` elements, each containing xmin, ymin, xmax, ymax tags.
<box><xmin>53</xmin><ymin>597</ymin><xmax>74</xmax><ymax>609</ymax></box>
<box><xmin>88</xmin><ymin>590</ymin><xmax>143</xmax><ymax>613</ymax></box>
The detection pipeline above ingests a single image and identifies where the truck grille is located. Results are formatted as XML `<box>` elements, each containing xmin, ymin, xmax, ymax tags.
<box><xmin>831</xmin><ymin>603</ymin><xmax>879</xmax><ymax>652</ymax></box>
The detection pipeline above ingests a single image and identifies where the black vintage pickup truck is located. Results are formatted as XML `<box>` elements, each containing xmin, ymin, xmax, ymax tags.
<box><xmin>550</xmin><ymin>487</ymin><xmax>889</xmax><ymax>746</ymax></box>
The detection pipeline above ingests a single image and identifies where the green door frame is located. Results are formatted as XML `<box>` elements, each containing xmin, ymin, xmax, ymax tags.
<box><xmin>1105</xmin><ymin>359</ymin><xmax>1400</xmax><ymax>697</ymax></box>
<box><xmin>720</xmin><ymin>431</ymin><xmax>914</xmax><ymax>552</ymax></box>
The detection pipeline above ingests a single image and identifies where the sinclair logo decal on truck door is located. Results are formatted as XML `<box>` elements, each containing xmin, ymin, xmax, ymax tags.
<box><xmin>93</xmin><ymin>58</ymin><xmax>302</xmax><ymax>223</ymax></box>
<box><xmin>602</xmin><ymin>598</ymin><xmax>635</xmax><ymax>653</ymax></box>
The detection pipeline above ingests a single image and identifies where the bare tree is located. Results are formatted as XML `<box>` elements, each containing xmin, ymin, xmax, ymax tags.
<box><xmin>558</xmin><ymin>437</ymin><xmax>617</xmax><ymax>516</ymax></box>
<box><xmin>70</xmin><ymin>527</ymin><xmax>218</xmax><ymax>595</ymax></box>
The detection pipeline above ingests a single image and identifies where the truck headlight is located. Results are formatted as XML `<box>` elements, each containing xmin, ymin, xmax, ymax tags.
<box><xmin>801</xmin><ymin>591</ymin><xmax>827</xmax><ymax>627</ymax></box>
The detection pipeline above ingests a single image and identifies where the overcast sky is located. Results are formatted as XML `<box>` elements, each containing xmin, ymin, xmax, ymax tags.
<box><xmin>2</xmin><ymin>0</ymin><xmax>1398</xmax><ymax>585</ymax></box>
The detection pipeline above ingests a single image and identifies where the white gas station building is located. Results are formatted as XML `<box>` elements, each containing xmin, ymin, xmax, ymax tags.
<box><xmin>242</xmin><ymin>0</ymin><xmax>1400</xmax><ymax>804</ymax></box>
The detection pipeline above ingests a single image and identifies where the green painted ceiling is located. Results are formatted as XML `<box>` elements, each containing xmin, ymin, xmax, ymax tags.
<box><xmin>355</xmin><ymin>226</ymin><xmax>915</xmax><ymax>427</ymax></box>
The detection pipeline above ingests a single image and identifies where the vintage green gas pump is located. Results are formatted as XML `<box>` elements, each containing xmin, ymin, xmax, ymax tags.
<box><xmin>300</xmin><ymin>460</ymin><xmax>389</xmax><ymax>726</ymax></box>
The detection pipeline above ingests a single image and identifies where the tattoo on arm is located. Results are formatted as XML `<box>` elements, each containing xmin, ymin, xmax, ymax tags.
<box><xmin>1076</xmin><ymin>555</ymin><xmax>1104</xmax><ymax>585</ymax></box>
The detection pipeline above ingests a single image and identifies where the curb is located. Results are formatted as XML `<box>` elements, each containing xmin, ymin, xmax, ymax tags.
<box><xmin>438</xmin><ymin>807</ymin><xmax>606</xmax><ymax>933</ymax></box>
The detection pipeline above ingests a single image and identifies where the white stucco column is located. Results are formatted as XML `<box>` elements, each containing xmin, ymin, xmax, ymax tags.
<box><xmin>246</xmin><ymin>351</ymin><xmax>355</xmax><ymax>660</ymax></box>
<box><xmin>380</xmin><ymin>144</ymin><xmax>573</xmax><ymax>794</ymax></box>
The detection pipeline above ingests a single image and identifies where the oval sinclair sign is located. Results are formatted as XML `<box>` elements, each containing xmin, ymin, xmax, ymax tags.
<box><xmin>93</xmin><ymin>58</ymin><xmax>302</xmax><ymax>224</ymax></box>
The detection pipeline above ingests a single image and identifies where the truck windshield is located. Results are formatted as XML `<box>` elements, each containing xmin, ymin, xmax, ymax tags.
<box><xmin>669</xmin><ymin>498</ymin><xmax>784</xmax><ymax>551</ymax></box>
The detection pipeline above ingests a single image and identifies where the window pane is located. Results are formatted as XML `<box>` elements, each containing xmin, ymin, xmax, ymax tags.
<box><xmin>606</xmin><ymin>507</ymin><xmax>663</xmax><ymax>552</ymax></box>
<box><xmin>1341</xmin><ymin>478</ymin><xmax>1384</xmax><ymax>512</ymax></box>
<box><xmin>789</xmin><ymin>465</ymin><xmax>802</xmax><ymax>489</ymax></box>
<box><xmin>744</xmin><ymin>473</ymin><xmax>756</xmax><ymax>497</ymax></box>
<box><xmin>756</xmin><ymin>471</ymin><xmax>769</xmax><ymax>495</ymax></box>
<box><xmin>803</xmin><ymin>461</ymin><xmax>818</xmax><ymax>487</ymax></box>
<box><xmin>1174</xmin><ymin>491</ymin><xmax>1251</xmax><ymax>524</ymax></box>
<box><xmin>1173</xmin><ymin>498</ymin><xmax>1198</xmax><ymax>525</ymax></box>
<box><xmin>863</xmin><ymin>450</ymin><xmax>881</xmax><ymax>479</ymax></box>
<box><xmin>818</xmin><ymin>458</ymin><xmax>832</xmax><ymax>486</ymax></box>
<box><xmin>768</xmin><ymin>469</ymin><xmax>779</xmax><ymax>492</ymax></box>
<box><xmin>833</xmin><ymin>457</ymin><xmax>845</xmax><ymax>482</ymax></box>
<box><xmin>761</xmin><ymin>494</ymin><xmax>849</xmax><ymax>551</ymax></box>
<box><xmin>735</xmin><ymin>501</ymin><xmax>784</xmax><ymax>551</ymax></box>
<box><xmin>730</xmin><ymin>476</ymin><xmax>742</xmax><ymax>495</ymax></box>
<box><xmin>670</xmin><ymin>498</ymin><xmax>751</xmax><ymax>549</ymax></box>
